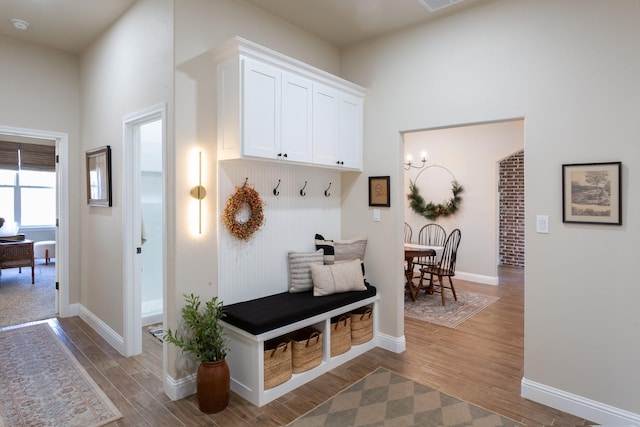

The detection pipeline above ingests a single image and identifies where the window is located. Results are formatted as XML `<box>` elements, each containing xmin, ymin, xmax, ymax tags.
<box><xmin>0</xmin><ymin>143</ymin><xmax>56</xmax><ymax>228</ymax></box>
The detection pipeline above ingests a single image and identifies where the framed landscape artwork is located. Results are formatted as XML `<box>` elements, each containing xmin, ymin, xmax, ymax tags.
<box><xmin>562</xmin><ymin>162</ymin><xmax>621</xmax><ymax>225</ymax></box>
<box><xmin>86</xmin><ymin>146</ymin><xmax>112</xmax><ymax>207</ymax></box>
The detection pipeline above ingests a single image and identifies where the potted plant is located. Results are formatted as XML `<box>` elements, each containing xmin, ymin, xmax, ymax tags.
<box><xmin>164</xmin><ymin>293</ymin><xmax>230</xmax><ymax>414</ymax></box>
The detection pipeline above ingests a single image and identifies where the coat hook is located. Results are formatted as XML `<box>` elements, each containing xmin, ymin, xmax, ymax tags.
<box><xmin>273</xmin><ymin>179</ymin><xmax>281</xmax><ymax>196</ymax></box>
<box><xmin>242</xmin><ymin>177</ymin><xmax>248</xmax><ymax>188</ymax></box>
<box><xmin>300</xmin><ymin>181</ymin><xmax>308</xmax><ymax>197</ymax></box>
<box><xmin>324</xmin><ymin>182</ymin><xmax>332</xmax><ymax>197</ymax></box>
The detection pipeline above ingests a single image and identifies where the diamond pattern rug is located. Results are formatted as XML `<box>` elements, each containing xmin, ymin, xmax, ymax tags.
<box><xmin>0</xmin><ymin>323</ymin><xmax>122</xmax><ymax>427</ymax></box>
<box><xmin>404</xmin><ymin>289</ymin><xmax>499</xmax><ymax>328</ymax></box>
<box><xmin>289</xmin><ymin>368</ymin><xmax>520</xmax><ymax>426</ymax></box>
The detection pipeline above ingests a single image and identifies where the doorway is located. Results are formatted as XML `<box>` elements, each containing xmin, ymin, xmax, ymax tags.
<box><xmin>122</xmin><ymin>105</ymin><xmax>165</xmax><ymax>356</ymax></box>
<box><xmin>0</xmin><ymin>126</ymin><xmax>69</xmax><ymax>325</ymax></box>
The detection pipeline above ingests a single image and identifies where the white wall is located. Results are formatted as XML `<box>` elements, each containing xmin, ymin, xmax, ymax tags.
<box><xmin>79</xmin><ymin>0</ymin><xmax>173</xmax><ymax>335</ymax></box>
<box><xmin>171</xmin><ymin>0</ymin><xmax>343</xmax><ymax>380</ymax></box>
<box><xmin>341</xmin><ymin>0</ymin><xmax>640</xmax><ymax>421</ymax></box>
<box><xmin>404</xmin><ymin>120</ymin><xmax>524</xmax><ymax>282</ymax></box>
<box><xmin>0</xmin><ymin>35</ymin><xmax>81</xmax><ymax>303</ymax></box>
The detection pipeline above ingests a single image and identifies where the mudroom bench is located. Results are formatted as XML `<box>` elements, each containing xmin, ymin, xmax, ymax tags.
<box><xmin>221</xmin><ymin>284</ymin><xmax>379</xmax><ymax>407</ymax></box>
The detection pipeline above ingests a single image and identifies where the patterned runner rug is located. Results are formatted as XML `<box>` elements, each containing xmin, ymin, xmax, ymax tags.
<box><xmin>0</xmin><ymin>323</ymin><xmax>122</xmax><ymax>427</ymax></box>
<box><xmin>404</xmin><ymin>288</ymin><xmax>499</xmax><ymax>328</ymax></box>
<box><xmin>289</xmin><ymin>368</ymin><xmax>520</xmax><ymax>426</ymax></box>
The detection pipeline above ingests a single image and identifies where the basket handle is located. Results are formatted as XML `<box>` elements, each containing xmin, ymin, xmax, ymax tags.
<box><xmin>358</xmin><ymin>308</ymin><xmax>373</xmax><ymax>321</ymax></box>
<box><xmin>334</xmin><ymin>315</ymin><xmax>348</xmax><ymax>330</ymax></box>
<box><xmin>306</xmin><ymin>331</ymin><xmax>321</xmax><ymax>347</ymax></box>
<box><xmin>270</xmin><ymin>341</ymin><xmax>288</xmax><ymax>358</ymax></box>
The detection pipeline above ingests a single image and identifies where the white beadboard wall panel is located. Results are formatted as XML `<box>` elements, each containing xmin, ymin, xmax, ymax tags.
<box><xmin>218</xmin><ymin>160</ymin><xmax>341</xmax><ymax>304</ymax></box>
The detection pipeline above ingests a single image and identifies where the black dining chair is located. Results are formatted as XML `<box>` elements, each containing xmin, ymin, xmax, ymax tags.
<box><xmin>420</xmin><ymin>228</ymin><xmax>461</xmax><ymax>305</ymax></box>
<box><xmin>404</xmin><ymin>222</ymin><xmax>413</xmax><ymax>243</ymax></box>
<box><xmin>415</xmin><ymin>223</ymin><xmax>446</xmax><ymax>277</ymax></box>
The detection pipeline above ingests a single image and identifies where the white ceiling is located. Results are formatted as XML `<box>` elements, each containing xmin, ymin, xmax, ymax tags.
<box><xmin>0</xmin><ymin>0</ymin><xmax>136</xmax><ymax>54</ymax></box>
<box><xmin>0</xmin><ymin>0</ymin><xmax>486</xmax><ymax>54</ymax></box>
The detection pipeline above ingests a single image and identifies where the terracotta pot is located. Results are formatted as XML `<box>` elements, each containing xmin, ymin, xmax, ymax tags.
<box><xmin>196</xmin><ymin>359</ymin><xmax>230</xmax><ymax>413</ymax></box>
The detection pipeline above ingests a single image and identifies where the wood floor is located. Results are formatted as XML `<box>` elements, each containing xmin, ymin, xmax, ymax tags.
<box><xmin>4</xmin><ymin>267</ymin><xmax>594</xmax><ymax>426</ymax></box>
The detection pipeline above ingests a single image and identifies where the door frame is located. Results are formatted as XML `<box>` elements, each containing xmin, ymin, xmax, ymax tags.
<box><xmin>122</xmin><ymin>103</ymin><xmax>166</xmax><ymax>356</ymax></box>
<box><xmin>0</xmin><ymin>124</ymin><xmax>69</xmax><ymax>317</ymax></box>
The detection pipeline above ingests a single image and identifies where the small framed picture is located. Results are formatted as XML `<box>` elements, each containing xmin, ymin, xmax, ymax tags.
<box><xmin>562</xmin><ymin>162</ymin><xmax>621</xmax><ymax>225</ymax></box>
<box><xmin>86</xmin><ymin>146</ymin><xmax>112</xmax><ymax>207</ymax></box>
<box><xmin>369</xmin><ymin>176</ymin><xmax>390</xmax><ymax>207</ymax></box>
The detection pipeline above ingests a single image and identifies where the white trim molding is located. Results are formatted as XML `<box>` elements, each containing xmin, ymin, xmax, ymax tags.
<box><xmin>79</xmin><ymin>304</ymin><xmax>125</xmax><ymax>355</ymax></box>
<box><xmin>165</xmin><ymin>372</ymin><xmax>197</xmax><ymax>401</ymax></box>
<box><xmin>456</xmin><ymin>271</ymin><xmax>499</xmax><ymax>286</ymax></box>
<box><xmin>377</xmin><ymin>332</ymin><xmax>406</xmax><ymax>354</ymax></box>
<box><xmin>522</xmin><ymin>377</ymin><xmax>640</xmax><ymax>425</ymax></box>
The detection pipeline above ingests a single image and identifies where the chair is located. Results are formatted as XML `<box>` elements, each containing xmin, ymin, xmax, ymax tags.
<box><xmin>415</xmin><ymin>223</ymin><xmax>446</xmax><ymax>274</ymax></box>
<box><xmin>404</xmin><ymin>222</ymin><xmax>413</xmax><ymax>243</ymax></box>
<box><xmin>420</xmin><ymin>228</ymin><xmax>461</xmax><ymax>305</ymax></box>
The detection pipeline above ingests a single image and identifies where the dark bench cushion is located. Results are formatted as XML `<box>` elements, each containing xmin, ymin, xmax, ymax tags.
<box><xmin>223</xmin><ymin>285</ymin><xmax>377</xmax><ymax>335</ymax></box>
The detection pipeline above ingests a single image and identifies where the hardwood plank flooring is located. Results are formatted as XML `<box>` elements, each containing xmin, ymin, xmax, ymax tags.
<box><xmin>1</xmin><ymin>266</ymin><xmax>595</xmax><ymax>426</ymax></box>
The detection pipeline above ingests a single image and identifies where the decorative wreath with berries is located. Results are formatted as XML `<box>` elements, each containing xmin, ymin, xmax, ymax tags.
<box><xmin>408</xmin><ymin>180</ymin><xmax>463</xmax><ymax>221</ymax></box>
<box><xmin>221</xmin><ymin>185</ymin><xmax>265</xmax><ymax>241</ymax></box>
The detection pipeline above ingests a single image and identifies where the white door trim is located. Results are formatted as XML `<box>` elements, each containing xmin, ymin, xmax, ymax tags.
<box><xmin>0</xmin><ymin>125</ymin><xmax>69</xmax><ymax>317</ymax></box>
<box><xmin>122</xmin><ymin>103</ymin><xmax>166</xmax><ymax>356</ymax></box>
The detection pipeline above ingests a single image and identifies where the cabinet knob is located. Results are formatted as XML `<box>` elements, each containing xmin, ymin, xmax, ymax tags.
<box><xmin>283</xmin><ymin>153</ymin><xmax>288</xmax><ymax>158</ymax></box>
<box><xmin>277</xmin><ymin>153</ymin><xmax>282</xmax><ymax>157</ymax></box>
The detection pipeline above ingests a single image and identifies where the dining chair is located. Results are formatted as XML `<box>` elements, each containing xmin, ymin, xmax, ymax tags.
<box><xmin>415</xmin><ymin>223</ymin><xmax>446</xmax><ymax>275</ymax></box>
<box><xmin>420</xmin><ymin>228</ymin><xmax>461</xmax><ymax>305</ymax></box>
<box><xmin>404</xmin><ymin>222</ymin><xmax>413</xmax><ymax>243</ymax></box>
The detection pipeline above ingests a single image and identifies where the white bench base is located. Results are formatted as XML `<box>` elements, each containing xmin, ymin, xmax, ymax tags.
<box><xmin>221</xmin><ymin>294</ymin><xmax>379</xmax><ymax>407</ymax></box>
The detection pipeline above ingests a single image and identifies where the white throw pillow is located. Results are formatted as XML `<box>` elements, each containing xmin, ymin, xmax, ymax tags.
<box><xmin>288</xmin><ymin>249</ymin><xmax>324</xmax><ymax>293</ymax></box>
<box><xmin>311</xmin><ymin>259</ymin><xmax>367</xmax><ymax>296</ymax></box>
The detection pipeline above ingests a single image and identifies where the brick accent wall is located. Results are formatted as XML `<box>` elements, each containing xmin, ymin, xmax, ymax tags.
<box><xmin>499</xmin><ymin>150</ymin><xmax>525</xmax><ymax>267</ymax></box>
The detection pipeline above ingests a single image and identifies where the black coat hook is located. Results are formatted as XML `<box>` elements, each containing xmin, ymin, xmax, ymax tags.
<box><xmin>242</xmin><ymin>177</ymin><xmax>249</xmax><ymax>188</ymax></box>
<box><xmin>300</xmin><ymin>181</ymin><xmax>308</xmax><ymax>197</ymax></box>
<box><xmin>324</xmin><ymin>182</ymin><xmax>332</xmax><ymax>197</ymax></box>
<box><xmin>273</xmin><ymin>179</ymin><xmax>281</xmax><ymax>196</ymax></box>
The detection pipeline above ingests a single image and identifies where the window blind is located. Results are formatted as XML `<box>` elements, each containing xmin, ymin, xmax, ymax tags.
<box><xmin>19</xmin><ymin>144</ymin><xmax>56</xmax><ymax>172</ymax></box>
<box><xmin>0</xmin><ymin>141</ymin><xmax>20</xmax><ymax>170</ymax></box>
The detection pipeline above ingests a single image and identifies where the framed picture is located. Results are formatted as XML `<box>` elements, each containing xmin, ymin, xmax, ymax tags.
<box><xmin>562</xmin><ymin>162</ymin><xmax>621</xmax><ymax>225</ymax></box>
<box><xmin>369</xmin><ymin>176</ymin><xmax>390</xmax><ymax>207</ymax></box>
<box><xmin>86</xmin><ymin>146</ymin><xmax>112</xmax><ymax>207</ymax></box>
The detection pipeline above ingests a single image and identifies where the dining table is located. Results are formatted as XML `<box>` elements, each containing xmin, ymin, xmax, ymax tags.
<box><xmin>404</xmin><ymin>243</ymin><xmax>444</xmax><ymax>301</ymax></box>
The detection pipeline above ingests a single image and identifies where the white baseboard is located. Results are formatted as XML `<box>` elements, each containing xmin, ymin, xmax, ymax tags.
<box><xmin>78</xmin><ymin>305</ymin><xmax>126</xmax><ymax>356</ymax></box>
<box><xmin>522</xmin><ymin>377</ymin><xmax>640</xmax><ymax>425</ymax></box>
<box><xmin>142</xmin><ymin>312</ymin><xmax>163</xmax><ymax>326</ymax></box>
<box><xmin>456</xmin><ymin>271</ymin><xmax>498</xmax><ymax>285</ymax></box>
<box><xmin>165</xmin><ymin>372</ymin><xmax>196</xmax><ymax>401</ymax></box>
<box><xmin>377</xmin><ymin>332</ymin><xmax>406</xmax><ymax>353</ymax></box>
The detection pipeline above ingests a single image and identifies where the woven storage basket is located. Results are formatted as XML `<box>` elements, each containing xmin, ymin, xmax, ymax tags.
<box><xmin>350</xmin><ymin>307</ymin><xmax>373</xmax><ymax>345</ymax></box>
<box><xmin>264</xmin><ymin>337</ymin><xmax>292</xmax><ymax>390</ymax></box>
<box><xmin>288</xmin><ymin>327</ymin><xmax>323</xmax><ymax>374</ymax></box>
<box><xmin>330</xmin><ymin>315</ymin><xmax>351</xmax><ymax>357</ymax></box>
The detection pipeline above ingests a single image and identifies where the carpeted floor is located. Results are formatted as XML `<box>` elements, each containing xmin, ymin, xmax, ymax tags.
<box><xmin>404</xmin><ymin>288</ymin><xmax>499</xmax><ymax>328</ymax></box>
<box><xmin>0</xmin><ymin>261</ymin><xmax>56</xmax><ymax>328</ymax></box>
<box><xmin>0</xmin><ymin>322</ymin><xmax>122</xmax><ymax>427</ymax></box>
<box><xmin>289</xmin><ymin>367</ymin><xmax>521</xmax><ymax>426</ymax></box>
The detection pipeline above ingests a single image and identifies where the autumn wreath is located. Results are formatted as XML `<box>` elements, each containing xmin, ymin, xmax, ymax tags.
<box><xmin>408</xmin><ymin>180</ymin><xmax>463</xmax><ymax>221</ymax></box>
<box><xmin>221</xmin><ymin>185</ymin><xmax>265</xmax><ymax>241</ymax></box>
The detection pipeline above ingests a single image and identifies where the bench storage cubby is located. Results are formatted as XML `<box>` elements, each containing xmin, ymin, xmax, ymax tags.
<box><xmin>222</xmin><ymin>285</ymin><xmax>378</xmax><ymax>406</ymax></box>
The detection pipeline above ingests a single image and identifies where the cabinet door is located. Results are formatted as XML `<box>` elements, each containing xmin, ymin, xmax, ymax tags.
<box><xmin>242</xmin><ymin>58</ymin><xmax>281</xmax><ymax>159</ymax></box>
<box><xmin>281</xmin><ymin>72</ymin><xmax>313</xmax><ymax>163</ymax></box>
<box><xmin>312</xmin><ymin>84</ymin><xmax>339</xmax><ymax>167</ymax></box>
<box><xmin>337</xmin><ymin>93</ymin><xmax>363</xmax><ymax>170</ymax></box>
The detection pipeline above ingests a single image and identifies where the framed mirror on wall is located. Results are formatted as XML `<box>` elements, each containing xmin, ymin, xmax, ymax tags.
<box><xmin>86</xmin><ymin>145</ymin><xmax>112</xmax><ymax>207</ymax></box>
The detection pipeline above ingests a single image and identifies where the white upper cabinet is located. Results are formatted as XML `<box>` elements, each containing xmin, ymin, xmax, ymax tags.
<box><xmin>213</xmin><ymin>37</ymin><xmax>365</xmax><ymax>170</ymax></box>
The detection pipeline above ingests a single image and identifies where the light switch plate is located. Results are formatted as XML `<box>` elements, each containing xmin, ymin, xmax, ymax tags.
<box><xmin>536</xmin><ymin>215</ymin><xmax>549</xmax><ymax>233</ymax></box>
<box><xmin>373</xmin><ymin>209</ymin><xmax>381</xmax><ymax>222</ymax></box>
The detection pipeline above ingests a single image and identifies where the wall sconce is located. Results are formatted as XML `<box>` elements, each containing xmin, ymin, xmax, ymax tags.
<box><xmin>190</xmin><ymin>151</ymin><xmax>206</xmax><ymax>234</ymax></box>
<box><xmin>404</xmin><ymin>151</ymin><xmax>428</xmax><ymax>170</ymax></box>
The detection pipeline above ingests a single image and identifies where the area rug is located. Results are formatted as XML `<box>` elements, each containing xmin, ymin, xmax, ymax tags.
<box><xmin>289</xmin><ymin>367</ymin><xmax>520</xmax><ymax>426</ymax></box>
<box><xmin>0</xmin><ymin>323</ymin><xmax>123</xmax><ymax>427</ymax></box>
<box><xmin>404</xmin><ymin>289</ymin><xmax>499</xmax><ymax>328</ymax></box>
<box><xmin>0</xmin><ymin>262</ymin><xmax>56</xmax><ymax>328</ymax></box>
<box><xmin>146</xmin><ymin>322</ymin><xmax>164</xmax><ymax>343</ymax></box>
